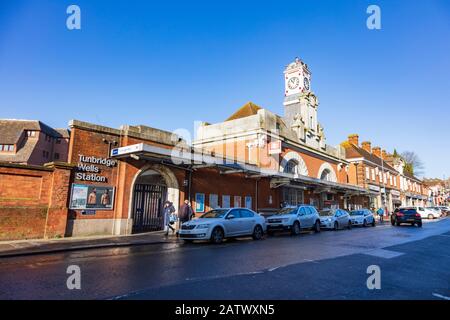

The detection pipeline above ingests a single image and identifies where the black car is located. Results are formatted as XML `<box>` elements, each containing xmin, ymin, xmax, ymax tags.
<box><xmin>391</xmin><ymin>208</ymin><xmax>422</xmax><ymax>227</ymax></box>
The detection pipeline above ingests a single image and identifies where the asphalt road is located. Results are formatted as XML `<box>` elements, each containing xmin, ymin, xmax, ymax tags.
<box><xmin>0</xmin><ymin>218</ymin><xmax>449</xmax><ymax>300</ymax></box>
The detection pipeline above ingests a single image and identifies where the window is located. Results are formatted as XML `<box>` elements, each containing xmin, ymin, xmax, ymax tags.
<box><xmin>27</xmin><ymin>131</ymin><xmax>36</xmax><ymax>137</ymax></box>
<box><xmin>365</xmin><ymin>167</ymin><xmax>370</xmax><ymax>180</ymax></box>
<box><xmin>320</xmin><ymin>169</ymin><xmax>332</xmax><ymax>181</ymax></box>
<box><xmin>284</xmin><ymin>159</ymin><xmax>298</xmax><ymax>175</ymax></box>
<box><xmin>239</xmin><ymin>209</ymin><xmax>254</xmax><ymax>218</ymax></box>
<box><xmin>371</xmin><ymin>169</ymin><xmax>375</xmax><ymax>181</ymax></box>
<box><xmin>54</xmin><ymin>153</ymin><xmax>60</xmax><ymax>160</ymax></box>
<box><xmin>43</xmin><ymin>150</ymin><xmax>49</xmax><ymax>158</ymax></box>
<box><xmin>1</xmin><ymin>145</ymin><xmax>14</xmax><ymax>152</ymax></box>
<box><xmin>56</xmin><ymin>138</ymin><xmax>61</xmax><ymax>144</ymax></box>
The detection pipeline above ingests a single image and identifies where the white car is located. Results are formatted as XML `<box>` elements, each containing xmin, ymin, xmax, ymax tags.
<box><xmin>265</xmin><ymin>205</ymin><xmax>321</xmax><ymax>235</ymax></box>
<box><xmin>319</xmin><ymin>209</ymin><xmax>352</xmax><ymax>230</ymax></box>
<box><xmin>401</xmin><ymin>206</ymin><xmax>439</xmax><ymax>219</ymax></box>
<box><xmin>349</xmin><ymin>209</ymin><xmax>376</xmax><ymax>227</ymax></box>
<box><xmin>178</xmin><ymin>208</ymin><xmax>266</xmax><ymax>244</ymax></box>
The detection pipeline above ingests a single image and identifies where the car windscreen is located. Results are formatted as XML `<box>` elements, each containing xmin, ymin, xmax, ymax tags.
<box><xmin>319</xmin><ymin>210</ymin><xmax>333</xmax><ymax>217</ymax></box>
<box><xmin>200</xmin><ymin>209</ymin><xmax>229</xmax><ymax>219</ymax></box>
<box><xmin>275</xmin><ymin>207</ymin><xmax>297</xmax><ymax>215</ymax></box>
<box><xmin>350</xmin><ymin>210</ymin><xmax>364</xmax><ymax>216</ymax></box>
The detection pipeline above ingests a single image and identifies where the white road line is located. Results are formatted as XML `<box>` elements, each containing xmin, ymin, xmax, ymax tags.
<box><xmin>432</xmin><ymin>293</ymin><xmax>450</xmax><ymax>300</ymax></box>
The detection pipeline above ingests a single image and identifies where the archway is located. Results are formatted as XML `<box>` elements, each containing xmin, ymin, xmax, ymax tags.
<box><xmin>129</xmin><ymin>164</ymin><xmax>179</xmax><ymax>234</ymax></box>
<box><xmin>280</xmin><ymin>151</ymin><xmax>309</xmax><ymax>177</ymax></box>
<box><xmin>317</xmin><ymin>163</ymin><xmax>337</xmax><ymax>182</ymax></box>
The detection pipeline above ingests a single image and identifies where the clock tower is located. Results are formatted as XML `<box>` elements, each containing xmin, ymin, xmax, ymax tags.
<box><xmin>283</xmin><ymin>57</ymin><xmax>324</xmax><ymax>149</ymax></box>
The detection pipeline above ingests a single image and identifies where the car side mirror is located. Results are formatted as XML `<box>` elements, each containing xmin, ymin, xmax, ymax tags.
<box><xmin>227</xmin><ymin>214</ymin><xmax>235</xmax><ymax>220</ymax></box>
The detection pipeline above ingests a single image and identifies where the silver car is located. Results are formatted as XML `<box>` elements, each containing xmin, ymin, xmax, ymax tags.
<box><xmin>265</xmin><ymin>205</ymin><xmax>321</xmax><ymax>236</ymax></box>
<box><xmin>319</xmin><ymin>208</ymin><xmax>352</xmax><ymax>230</ymax></box>
<box><xmin>350</xmin><ymin>209</ymin><xmax>376</xmax><ymax>227</ymax></box>
<box><xmin>178</xmin><ymin>208</ymin><xmax>266</xmax><ymax>244</ymax></box>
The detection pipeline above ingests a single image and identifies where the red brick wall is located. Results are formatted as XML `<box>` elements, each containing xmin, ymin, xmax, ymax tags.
<box><xmin>0</xmin><ymin>163</ymin><xmax>73</xmax><ymax>240</ymax></box>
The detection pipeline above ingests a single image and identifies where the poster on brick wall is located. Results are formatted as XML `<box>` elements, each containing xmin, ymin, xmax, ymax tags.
<box><xmin>69</xmin><ymin>184</ymin><xmax>115</xmax><ymax>210</ymax></box>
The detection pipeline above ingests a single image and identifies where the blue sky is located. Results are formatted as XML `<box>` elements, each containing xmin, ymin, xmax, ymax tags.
<box><xmin>0</xmin><ymin>0</ymin><xmax>449</xmax><ymax>178</ymax></box>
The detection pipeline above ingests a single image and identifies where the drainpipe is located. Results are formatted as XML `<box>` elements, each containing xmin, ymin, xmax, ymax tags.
<box><xmin>255</xmin><ymin>179</ymin><xmax>259</xmax><ymax>213</ymax></box>
<box><xmin>188</xmin><ymin>168</ymin><xmax>192</xmax><ymax>202</ymax></box>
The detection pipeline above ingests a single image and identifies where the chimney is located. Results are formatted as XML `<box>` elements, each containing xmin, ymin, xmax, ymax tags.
<box><xmin>348</xmin><ymin>134</ymin><xmax>359</xmax><ymax>146</ymax></box>
<box><xmin>372</xmin><ymin>147</ymin><xmax>382</xmax><ymax>158</ymax></box>
<box><xmin>382</xmin><ymin>150</ymin><xmax>388</xmax><ymax>159</ymax></box>
<box><xmin>361</xmin><ymin>141</ymin><xmax>372</xmax><ymax>153</ymax></box>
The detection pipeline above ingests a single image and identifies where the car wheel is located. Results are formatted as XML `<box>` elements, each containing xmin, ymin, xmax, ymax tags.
<box><xmin>363</xmin><ymin>219</ymin><xmax>367</xmax><ymax>227</ymax></box>
<box><xmin>417</xmin><ymin>221</ymin><xmax>423</xmax><ymax>228</ymax></box>
<box><xmin>391</xmin><ymin>218</ymin><xmax>395</xmax><ymax>226</ymax></box>
<box><xmin>334</xmin><ymin>221</ymin><xmax>339</xmax><ymax>231</ymax></box>
<box><xmin>347</xmin><ymin>221</ymin><xmax>352</xmax><ymax>230</ymax></box>
<box><xmin>183</xmin><ymin>240</ymin><xmax>194</xmax><ymax>243</ymax></box>
<box><xmin>428</xmin><ymin>214</ymin><xmax>434</xmax><ymax>220</ymax></box>
<box><xmin>252</xmin><ymin>225</ymin><xmax>263</xmax><ymax>240</ymax></box>
<box><xmin>372</xmin><ymin>219</ymin><xmax>376</xmax><ymax>227</ymax></box>
<box><xmin>314</xmin><ymin>220</ymin><xmax>321</xmax><ymax>233</ymax></box>
<box><xmin>396</xmin><ymin>219</ymin><xmax>401</xmax><ymax>226</ymax></box>
<box><xmin>210</xmin><ymin>227</ymin><xmax>224</xmax><ymax>244</ymax></box>
<box><xmin>291</xmin><ymin>221</ymin><xmax>301</xmax><ymax>236</ymax></box>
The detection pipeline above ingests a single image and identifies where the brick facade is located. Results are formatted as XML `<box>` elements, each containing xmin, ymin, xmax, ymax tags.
<box><xmin>0</xmin><ymin>162</ymin><xmax>73</xmax><ymax>240</ymax></box>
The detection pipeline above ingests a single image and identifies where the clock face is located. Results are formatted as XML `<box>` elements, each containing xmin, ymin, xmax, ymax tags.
<box><xmin>304</xmin><ymin>77</ymin><xmax>310</xmax><ymax>91</ymax></box>
<box><xmin>287</xmin><ymin>77</ymin><xmax>300</xmax><ymax>90</ymax></box>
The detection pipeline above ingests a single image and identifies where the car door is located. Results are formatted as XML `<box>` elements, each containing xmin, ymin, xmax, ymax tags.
<box><xmin>333</xmin><ymin>210</ymin><xmax>339</xmax><ymax>227</ymax></box>
<box><xmin>239</xmin><ymin>209</ymin><xmax>256</xmax><ymax>235</ymax></box>
<box><xmin>336</xmin><ymin>210</ymin><xmax>345</xmax><ymax>228</ymax></box>
<box><xmin>298</xmin><ymin>207</ymin><xmax>308</xmax><ymax>228</ymax></box>
<box><xmin>340</xmin><ymin>210</ymin><xmax>350</xmax><ymax>226</ymax></box>
<box><xmin>305</xmin><ymin>207</ymin><xmax>315</xmax><ymax>228</ymax></box>
<box><xmin>417</xmin><ymin>207</ymin><xmax>426</xmax><ymax>218</ymax></box>
<box><xmin>223</xmin><ymin>209</ymin><xmax>242</xmax><ymax>236</ymax></box>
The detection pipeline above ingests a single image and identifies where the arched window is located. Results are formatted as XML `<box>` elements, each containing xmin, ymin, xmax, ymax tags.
<box><xmin>320</xmin><ymin>169</ymin><xmax>332</xmax><ymax>181</ymax></box>
<box><xmin>284</xmin><ymin>159</ymin><xmax>298</xmax><ymax>175</ymax></box>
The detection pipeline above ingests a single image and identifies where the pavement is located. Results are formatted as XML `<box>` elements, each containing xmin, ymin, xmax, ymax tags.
<box><xmin>0</xmin><ymin>217</ymin><xmax>448</xmax><ymax>300</ymax></box>
<box><xmin>0</xmin><ymin>231</ymin><xmax>178</xmax><ymax>258</ymax></box>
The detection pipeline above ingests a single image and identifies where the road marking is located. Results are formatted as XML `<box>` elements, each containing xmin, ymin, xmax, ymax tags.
<box><xmin>432</xmin><ymin>293</ymin><xmax>450</xmax><ymax>300</ymax></box>
<box><xmin>185</xmin><ymin>271</ymin><xmax>264</xmax><ymax>282</ymax></box>
<box><xmin>363</xmin><ymin>249</ymin><xmax>404</xmax><ymax>259</ymax></box>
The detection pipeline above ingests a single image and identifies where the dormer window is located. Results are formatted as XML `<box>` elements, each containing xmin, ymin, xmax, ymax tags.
<box><xmin>26</xmin><ymin>131</ymin><xmax>36</xmax><ymax>137</ymax></box>
<box><xmin>0</xmin><ymin>144</ymin><xmax>14</xmax><ymax>152</ymax></box>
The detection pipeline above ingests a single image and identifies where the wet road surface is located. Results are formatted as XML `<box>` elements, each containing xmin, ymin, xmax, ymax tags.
<box><xmin>0</xmin><ymin>218</ymin><xmax>449</xmax><ymax>300</ymax></box>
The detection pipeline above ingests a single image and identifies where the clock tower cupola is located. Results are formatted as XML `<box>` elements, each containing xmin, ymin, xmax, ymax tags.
<box><xmin>283</xmin><ymin>57</ymin><xmax>325</xmax><ymax>149</ymax></box>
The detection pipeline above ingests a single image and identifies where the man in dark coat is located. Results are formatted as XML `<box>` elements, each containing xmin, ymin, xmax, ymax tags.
<box><xmin>179</xmin><ymin>199</ymin><xmax>194</xmax><ymax>223</ymax></box>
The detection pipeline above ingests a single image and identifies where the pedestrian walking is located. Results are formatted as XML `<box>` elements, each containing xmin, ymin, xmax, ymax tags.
<box><xmin>177</xmin><ymin>199</ymin><xmax>194</xmax><ymax>236</ymax></box>
<box><xmin>377</xmin><ymin>207</ymin><xmax>385</xmax><ymax>223</ymax></box>
<box><xmin>163</xmin><ymin>201</ymin><xmax>176</xmax><ymax>236</ymax></box>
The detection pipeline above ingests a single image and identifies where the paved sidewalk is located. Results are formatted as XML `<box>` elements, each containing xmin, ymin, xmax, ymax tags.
<box><xmin>0</xmin><ymin>231</ymin><xmax>179</xmax><ymax>258</ymax></box>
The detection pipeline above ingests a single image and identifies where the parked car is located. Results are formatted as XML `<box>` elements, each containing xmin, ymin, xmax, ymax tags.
<box><xmin>437</xmin><ymin>206</ymin><xmax>450</xmax><ymax>217</ymax></box>
<box><xmin>401</xmin><ymin>206</ymin><xmax>439</xmax><ymax>219</ymax></box>
<box><xmin>178</xmin><ymin>208</ymin><xmax>266</xmax><ymax>244</ymax></box>
<box><xmin>391</xmin><ymin>207</ymin><xmax>422</xmax><ymax>227</ymax></box>
<box><xmin>319</xmin><ymin>208</ymin><xmax>352</xmax><ymax>230</ymax></box>
<box><xmin>427</xmin><ymin>207</ymin><xmax>444</xmax><ymax>218</ymax></box>
<box><xmin>350</xmin><ymin>209</ymin><xmax>376</xmax><ymax>227</ymax></box>
<box><xmin>265</xmin><ymin>205</ymin><xmax>321</xmax><ymax>235</ymax></box>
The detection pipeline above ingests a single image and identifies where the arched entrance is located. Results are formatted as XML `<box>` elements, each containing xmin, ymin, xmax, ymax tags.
<box><xmin>130</xmin><ymin>164</ymin><xmax>179</xmax><ymax>234</ymax></box>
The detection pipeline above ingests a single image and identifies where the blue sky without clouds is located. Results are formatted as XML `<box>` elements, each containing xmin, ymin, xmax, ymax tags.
<box><xmin>0</xmin><ymin>0</ymin><xmax>449</xmax><ymax>178</ymax></box>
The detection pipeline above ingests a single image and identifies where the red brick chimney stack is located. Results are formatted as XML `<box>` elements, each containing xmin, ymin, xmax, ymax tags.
<box><xmin>372</xmin><ymin>147</ymin><xmax>382</xmax><ymax>158</ymax></box>
<box><xmin>348</xmin><ymin>134</ymin><xmax>359</xmax><ymax>146</ymax></box>
<box><xmin>362</xmin><ymin>141</ymin><xmax>372</xmax><ymax>153</ymax></box>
